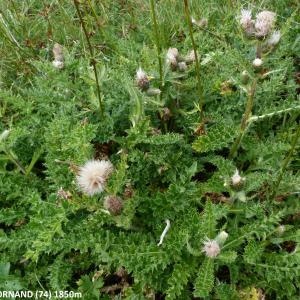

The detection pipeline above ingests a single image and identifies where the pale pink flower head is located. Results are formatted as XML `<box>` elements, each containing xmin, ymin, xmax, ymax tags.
<box><xmin>166</xmin><ymin>48</ymin><xmax>179</xmax><ymax>70</ymax></box>
<box><xmin>184</xmin><ymin>50</ymin><xmax>196</xmax><ymax>64</ymax></box>
<box><xmin>202</xmin><ymin>239</ymin><xmax>220</xmax><ymax>258</ymax></box>
<box><xmin>240</xmin><ymin>9</ymin><xmax>254</xmax><ymax>35</ymax></box>
<box><xmin>231</xmin><ymin>169</ymin><xmax>243</xmax><ymax>185</ymax></box>
<box><xmin>136</xmin><ymin>68</ymin><xmax>150</xmax><ymax>91</ymax></box>
<box><xmin>255</xmin><ymin>10</ymin><xmax>276</xmax><ymax>38</ymax></box>
<box><xmin>77</xmin><ymin>160</ymin><xmax>114</xmax><ymax>196</ymax></box>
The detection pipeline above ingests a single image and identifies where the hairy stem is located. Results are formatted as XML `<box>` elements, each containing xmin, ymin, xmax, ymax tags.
<box><xmin>229</xmin><ymin>79</ymin><xmax>257</xmax><ymax>158</ymax></box>
<box><xmin>183</xmin><ymin>0</ymin><xmax>205</xmax><ymax>119</ymax></box>
<box><xmin>149</xmin><ymin>0</ymin><xmax>163</xmax><ymax>96</ymax></box>
<box><xmin>271</xmin><ymin>122</ymin><xmax>300</xmax><ymax>199</ymax></box>
<box><xmin>73</xmin><ymin>0</ymin><xmax>104</xmax><ymax>118</ymax></box>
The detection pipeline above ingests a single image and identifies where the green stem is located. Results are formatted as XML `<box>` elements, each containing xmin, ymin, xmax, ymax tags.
<box><xmin>229</xmin><ymin>79</ymin><xmax>257</xmax><ymax>158</ymax></box>
<box><xmin>271</xmin><ymin>122</ymin><xmax>300</xmax><ymax>199</ymax></box>
<box><xmin>73</xmin><ymin>0</ymin><xmax>104</xmax><ymax>118</ymax></box>
<box><xmin>183</xmin><ymin>0</ymin><xmax>205</xmax><ymax>119</ymax></box>
<box><xmin>4</xmin><ymin>148</ymin><xmax>26</xmax><ymax>174</ymax></box>
<box><xmin>149</xmin><ymin>0</ymin><xmax>163</xmax><ymax>96</ymax></box>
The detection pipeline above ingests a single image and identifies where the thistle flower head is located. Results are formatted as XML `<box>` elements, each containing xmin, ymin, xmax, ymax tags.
<box><xmin>255</xmin><ymin>10</ymin><xmax>276</xmax><ymax>38</ymax></box>
<box><xmin>202</xmin><ymin>239</ymin><xmax>220</xmax><ymax>258</ymax></box>
<box><xmin>52</xmin><ymin>60</ymin><xmax>64</xmax><ymax>69</ymax></box>
<box><xmin>136</xmin><ymin>68</ymin><xmax>150</xmax><ymax>91</ymax></box>
<box><xmin>52</xmin><ymin>43</ymin><xmax>64</xmax><ymax>61</ymax></box>
<box><xmin>166</xmin><ymin>48</ymin><xmax>179</xmax><ymax>70</ymax></box>
<box><xmin>77</xmin><ymin>160</ymin><xmax>113</xmax><ymax>196</ymax></box>
<box><xmin>267</xmin><ymin>30</ymin><xmax>281</xmax><ymax>46</ymax></box>
<box><xmin>240</xmin><ymin>9</ymin><xmax>254</xmax><ymax>35</ymax></box>
<box><xmin>231</xmin><ymin>169</ymin><xmax>244</xmax><ymax>186</ymax></box>
<box><xmin>253</xmin><ymin>58</ymin><xmax>263</xmax><ymax>68</ymax></box>
<box><xmin>104</xmin><ymin>195</ymin><xmax>123</xmax><ymax>215</ymax></box>
<box><xmin>184</xmin><ymin>50</ymin><xmax>196</xmax><ymax>64</ymax></box>
<box><xmin>178</xmin><ymin>61</ymin><xmax>187</xmax><ymax>72</ymax></box>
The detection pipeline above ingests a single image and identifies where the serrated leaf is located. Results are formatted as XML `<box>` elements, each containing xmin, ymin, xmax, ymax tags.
<box><xmin>218</xmin><ymin>250</ymin><xmax>237</xmax><ymax>263</ymax></box>
<box><xmin>192</xmin><ymin>121</ymin><xmax>237</xmax><ymax>153</ymax></box>
<box><xmin>194</xmin><ymin>258</ymin><xmax>214</xmax><ymax>298</ymax></box>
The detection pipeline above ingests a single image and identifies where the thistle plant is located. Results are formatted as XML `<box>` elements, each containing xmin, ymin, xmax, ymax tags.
<box><xmin>0</xmin><ymin>1</ymin><xmax>299</xmax><ymax>299</ymax></box>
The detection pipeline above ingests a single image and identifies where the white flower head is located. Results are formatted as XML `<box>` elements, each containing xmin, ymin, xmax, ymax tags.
<box><xmin>255</xmin><ymin>10</ymin><xmax>276</xmax><ymax>38</ymax></box>
<box><xmin>166</xmin><ymin>48</ymin><xmax>179</xmax><ymax>68</ymax></box>
<box><xmin>136</xmin><ymin>68</ymin><xmax>150</xmax><ymax>90</ymax></box>
<box><xmin>77</xmin><ymin>160</ymin><xmax>113</xmax><ymax>196</ymax></box>
<box><xmin>253</xmin><ymin>58</ymin><xmax>263</xmax><ymax>68</ymax></box>
<box><xmin>240</xmin><ymin>9</ymin><xmax>254</xmax><ymax>35</ymax></box>
<box><xmin>178</xmin><ymin>61</ymin><xmax>187</xmax><ymax>72</ymax></box>
<box><xmin>202</xmin><ymin>239</ymin><xmax>220</xmax><ymax>258</ymax></box>
<box><xmin>136</xmin><ymin>67</ymin><xmax>147</xmax><ymax>81</ymax></box>
<box><xmin>267</xmin><ymin>30</ymin><xmax>281</xmax><ymax>46</ymax></box>
<box><xmin>231</xmin><ymin>169</ymin><xmax>244</xmax><ymax>186</ymax></box>
<box><xmin>52</xmin><ymin>60</ymin><xmax>64</xmax><ymax>69</ymax></box>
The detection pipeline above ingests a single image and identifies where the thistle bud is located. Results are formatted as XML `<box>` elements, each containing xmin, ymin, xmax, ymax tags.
<box><xmin>136</xmin><ymin>68</ymin><xmax>150</xmax><ymax>91</ymax></box>
<box><xmin>192</xmin><ymin>17</ymin><xmax>208</xmax><ymax>28</ymax></box>
<box><xmin>178</xmin><ymin>62</ymin><xmax>188</xmax><ymax>72</ymax></box>
<box><xmin>252</xmin><ymin>58</ymin><xmax>263</xmax><ymax>68</ymax></box>
<box><xmin>146</xmin><ymin>88</ymin><xmax>161</xmax><ymax>96</ymax></box>
<box><xmin>267</xmin><ymin>30</ymin><xmax>281</xmax><ymax>47</ymax></box>
<box><xmin>52</xmin><ymin>60</ymin><xmax>64</xmax><ymax>69</ymax></box>
<box><xmin>277</xmin><ymin>225</ymin><xmax>285</xmax><ymax>235</ymax></box>
<box><xmin>215</xmin><ymin>231</ymin><xmax>229</xmax><ymax>246</ymax></box>
<box><xmin>241</xmin><ymin>70</ymin><xmax>250</xmax><ymax>84</ymax></box>
<box><xmin>184</xmin><ymin>50</ymin><xmax>196</xmax><ymax>64</ymax></box>
<box><xmin>162</xmin><ymin>107</ymin><xmax>171</xmax><ymax>121</ymax></box>
<box><xmin>104</xmin><ymin>195</ymin><xmax>123</xmax><ymax>216</ymax></box>
<box><xmin>52</xmin><ymin>43</ymin><xmax>64</xmax><ymax>69</ymax></box>
<box><xmin>0</xmin><ymin>129</ymin><xmax>10</xmax><ymax>142</ymax></box>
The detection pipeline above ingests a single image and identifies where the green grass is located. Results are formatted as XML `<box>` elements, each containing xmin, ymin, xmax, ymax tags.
<box><xmin>0</xmin><ymin>0</ymin><xmax>299</xmax><ymax>299</ymax></box>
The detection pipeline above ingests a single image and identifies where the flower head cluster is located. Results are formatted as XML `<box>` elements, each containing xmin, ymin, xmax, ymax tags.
<box><xmin>52</xmin><ymin>43</ymin><xmax>64</xmax><ymax>69</ymax></box>
<box><xmin>77</xmin><ymin>160</ymin><xmax>113</xmax><ymax>196</ymax></box>
<box><xmin>135</xmin><ymin>68</ymin><xmax>160</xmax><ymax>96</ymax></box>
<box><xmin>166</xmin><ymin>48</ymin><xmax>195</xmax><ymax>72</ymax></box>
<box><xmin>239</xmin><ymin>9</ymin><xmax>276</xmax><ymax>38</ymax></box>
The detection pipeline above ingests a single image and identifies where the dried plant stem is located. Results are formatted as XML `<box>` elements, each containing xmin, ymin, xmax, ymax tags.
<box><xmin>149</xmin><ymin>0</ymin><xmax>163</xmax><ymax>96</ymax></box>
<box><xmin>73</xmin><ymin>0</ymin><xmax>104</xmax><ymax>118</ymax></box>
<box><xmin>271</xmin><ymin>122</ymin><xmax>300</xmax><ymax>199</ymax></box>
<box><xmin>229</xmin><ymin>79</ymin><xmax>257</xmax><ymax>158</ymax></box>
<box><xmin>183</xmin><ymin>0</ymin><xmax>205</xmax><ymax>119</ymax></box>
